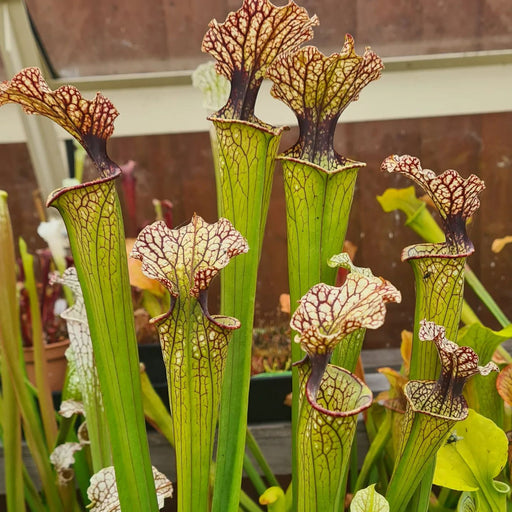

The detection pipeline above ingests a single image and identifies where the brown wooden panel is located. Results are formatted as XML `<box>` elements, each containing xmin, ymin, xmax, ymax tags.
<box><xmin>2</xmin><ymin>112</ymin><xmax>511</xmax><ymax>349</ymax></box>
<box><xmin>0</xmin><ymin>142</ymin><xmax>45</xmax><ymax>249</ymax></box>
<box><xmin>24</xmin><ymin>0</ymin><xmax>512</xmax><ymax>77</ymax></box>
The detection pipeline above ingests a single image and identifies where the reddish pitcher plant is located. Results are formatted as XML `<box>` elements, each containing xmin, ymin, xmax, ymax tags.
<box><xmin>290</xmin><ymin>273</ymin><xmax>401</xmax><ymax>511</ymax></box>
<box><xmin>202</xmin><ymin>3</ymin><xmax>318</xmax><ymax>507</ymax></box>
<box><xmin>131</xmin><ymin>215</ymin><xmax>248</xmax><ymax>512</ymax></box>
<box><xmin>386</xmin><ymin>320</ymin><xmax>499</xmax><ymax>511</ymax></box>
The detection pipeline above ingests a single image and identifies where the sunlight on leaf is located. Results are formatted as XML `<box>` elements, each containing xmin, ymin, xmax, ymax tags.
<box><xmin>377</xmin><ymin>186</ymin><xmax>424</xmax><ymax>217</ymax></box>
<box><xmin>491</xmin><ymin>235</ymin><xmax>512</xmax><ymax>253</ymax></box>
<box><xmin>259</xmin><ymin>486</ymin><xmax>286</xmax><ymax>511</ymax></box>
<box><xmin>126</xmin><ymin>238</ymin><xmax>166</xmax><ymax>297</ymax></box>
<box><xmin>350</xmin><ymin>484</ymin><xmax>389</xmax><ymax>512</ymax></box>
<box><xmin>400</xmin><ymin>330</ymin><xmax>412</xmax><ymax>375</ymax></box>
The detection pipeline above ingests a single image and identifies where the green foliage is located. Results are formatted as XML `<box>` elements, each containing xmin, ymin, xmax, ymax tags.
<box><xmin>0</xmin><ymin>1</ymin><xmax>510</xmax><ymax>512</ymax></box>
<box><xmin>350</xmin><ymin>484</ymin><xmax>389</xmax><ymax>512</ymax></box>
<box><xmin>434</xmin><ymin>410</ymin><xmax>509</xmax><ymax>511</ymax></box>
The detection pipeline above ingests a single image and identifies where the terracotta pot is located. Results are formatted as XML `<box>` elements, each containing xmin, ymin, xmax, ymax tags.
<box><xmin>23</xmin><ymin>339</ymin><xmax>70</xmax><ymax>392</ymax></box>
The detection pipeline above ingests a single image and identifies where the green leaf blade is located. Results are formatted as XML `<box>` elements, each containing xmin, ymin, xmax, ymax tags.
<box><xmin>50</xmin><ymin>178</ymin><xmax>159</xmax><ymax>512</ymax></box>
<box><xmin>434</xmin><ymin>410</ymin><xmax>509</xmax><ymax>496</ymax></box>
<box><xmin>350</xmin><ymin>484</ymin><xmax>389</xmax><ymax>512</ymax></box>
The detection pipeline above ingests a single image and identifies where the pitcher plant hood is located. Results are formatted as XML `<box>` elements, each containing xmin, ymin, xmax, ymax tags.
<box><xmin>381</xmin><ymin>155</ymin><xmax>485</xmax><ymax>258</ymax></box>
<box><xmin>291</xmin><ymin>273</ymin><xmax>400</xmax><ymax>409</ymax></box>
<box><xmin>267</xmin><ymin>34</ymin><xmax>383</xmax><ymax>171</ymax></box>
<box><xmin>202</xmin><ymin>0</ymin><xmax>318</xmax><ymax>122</ymax></box>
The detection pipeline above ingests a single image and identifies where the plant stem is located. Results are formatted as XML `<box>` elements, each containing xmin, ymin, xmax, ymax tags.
<box><xmin>246</xmin><ymin>428</ymin><xmax>280</xmax><ymax>488</ymax></box>
<box><xmin>415</xmin><ymin>459</ymin><xmax>435</xmax><ymax>512</ymax></box>
<box><xmin>243</xmin><ymin>453</ymin><xmax>267</xmax><ymax>496</ymax></box>
<box><xmin>354</xmin><ymin>412</ymin><xmax>392</xmax><ymax>492</ymax></box>
<box><xmin>239</xmin><ymin>490</ymin><xmax>263</xmax><ymax>512</ymax></box>
<box><xmin>23</xmin><ymin>465</ymin><xmax>46</xmax><ymax>512</ymax></box>
<box><xmin>49</xmin><ymin>179</ymin><xmax>158</xmax><ymax>511</ymax></box>
<box><xmin>212</xmin><ymin>120</ymin><xmax>282</xmax><ymax>512</ymax></box>
<box><xmin>19</xmin><ymin>239</ymin><xmax>58</xmax><ymax>447</ymax></box>
<box><xmin>0</xmin><ymin>364</ymin><xmax>25</xmax><ymax>511</ymax></box>
<box><xmin>464</xmin><ymin>265</ymin><xmax>510</xmax><ymax>327</ymax></box>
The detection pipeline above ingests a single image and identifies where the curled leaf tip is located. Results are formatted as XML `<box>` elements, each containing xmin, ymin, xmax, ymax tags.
<box><xmin>0</xmin><ymin>67</ymin><xmax>120</xmax><ymax>184</ymax></box>
<box><xmin>59</xmin><ymin>399</ymin><xmax>85</xmax><ymax>418</ymax></box>
<box><xmin>50</xmin><ymin>442</ymin><xmax>83</xmax><ymax>486</ymax></box>
<box><xmin>408</xmin><ymin>320</ymin><xmax>499</xmax><ymax>418</ymax></box>
<box><xmin>381</xmin><ymin>155</ymin><xmax>485</xmax><ymax>255</ymax></box>
<box><xmin>202</xmin><ymin>0</ymin><xmax>318</xmax><ymax>121</ymax></box>
<box><xmin>291</xmin><ymin>274</ymin><xmax>401</xmax><ymax>357</ymax></box>
<box><xmin>267</xmin><ymin>34</ymin><xmax>383</xmax><ymax>169</ymax></box>
<box><xmin>297</xmin><ymin>357</ymin><xmax>372</xmax><ymax>417</ymax></box>
<box><xmin>87</xmin><ymin>466</ymin><xmax>173</xmax><ymax>511</ymax></box>
<box><xmin>131</xmin><ymin>215</ymin><xmax>248</xmax><ymax>299</ymax></box>
<box><xmin>51</xmin><ymin>267</ymin><xmax>87</xmax><ymax>323</ymax></box>
<box><xmin>328</xmin><ymin>252</ymin><xmax>373</xmax><ymax>277</ymax></box>
<box><xmin>419</xmin><ymin>319</ymin><xmax>499</xmax><ymax>385</ymax></box>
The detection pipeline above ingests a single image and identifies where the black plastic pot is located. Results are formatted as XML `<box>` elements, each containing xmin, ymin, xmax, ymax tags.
<box><xmin>138</xmin><ymin>343</ymin><xmax>292</xmax><ymax>424</ymax></box>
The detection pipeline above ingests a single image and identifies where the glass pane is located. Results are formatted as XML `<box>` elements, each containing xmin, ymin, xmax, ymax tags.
<box><xmin>25</xmin><ymin>0</ymin><xmax>512</xmax><ymax>78</ymax></box>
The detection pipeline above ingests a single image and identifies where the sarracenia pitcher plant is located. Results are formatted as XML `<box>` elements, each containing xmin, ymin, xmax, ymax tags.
<box><xmin>386</xmin><ymin>320</ymin><xmax>498</xmax><ymax>512</ymax></box>
<box><xmin>202</xmin><ymin>3</ymin><xmax>317</xmax><ymax>508</ymax></box>
<box><xmin>0</xmin><ymin>68</ymin><xmax>166</xmax><ymax>510</ymax></box>
<box><xmin>291</xmin><ymin>274</ymin><xmax>401</xmax><ymax>510</ymax></box>
<box><xmin>131</xmin><ymin>215</ymin><xmax>248</xmax><ymax>512</ymax></box>
<box><xmin>380</xmin><ymin>154</ymin><xmax>485</xmax><ymax>380</ymax></box>
<box><xmin>378</xmin><ymin>155</ymin><xmax>493</xmax><ymax>510</ymax></box>
<box><xmin>1</xmin><ymin>0</ymin><xmax>511</xmax><ymax>511</ymax></box>
<box><xmin>266</xmin><ymin>30</ymin><xmax>383</xmax><ymax>502</ymax></box>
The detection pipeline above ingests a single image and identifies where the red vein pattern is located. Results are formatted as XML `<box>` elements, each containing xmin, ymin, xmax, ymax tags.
<box><xmin>419</xmin><ymin>320</ymin><xmax>498</xmax><ymax>385</ymax></box>
<box><xmin>381</xmin><ymin>154</ymin><xmax>485</xmax><ymax>254</ymax></box>
<box><xmin>202</xmin><ymin>0</ymin><xmax>318</xmax><ymax>120</ymax></box>
<box><xmin>290</xmin><ymin>274</ymin><xmax>401</xmax><ymax>356</ymax></box>
<box><xmin>131</xmin><ymin>215</ymin><xmax>248</xmax><ymax>298</ymax></box>
<box><xmin>296</xmin><ymin>358</ymin><xmax>372</xmax><ymax>508</ymax></box>
<box><xmin>267</xmin><ymin>35</ymin><xmax>382</xmax><ymax>168</ymax></box>
<box><xmin>403</xmin><ymin>319</ymin><xmax>499</xmax><ymax>419</ymax></box>
<box><xmin>0</xmin><ymin>67</ymin><xmax>119</xmax><ymax>178</ymax></box>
